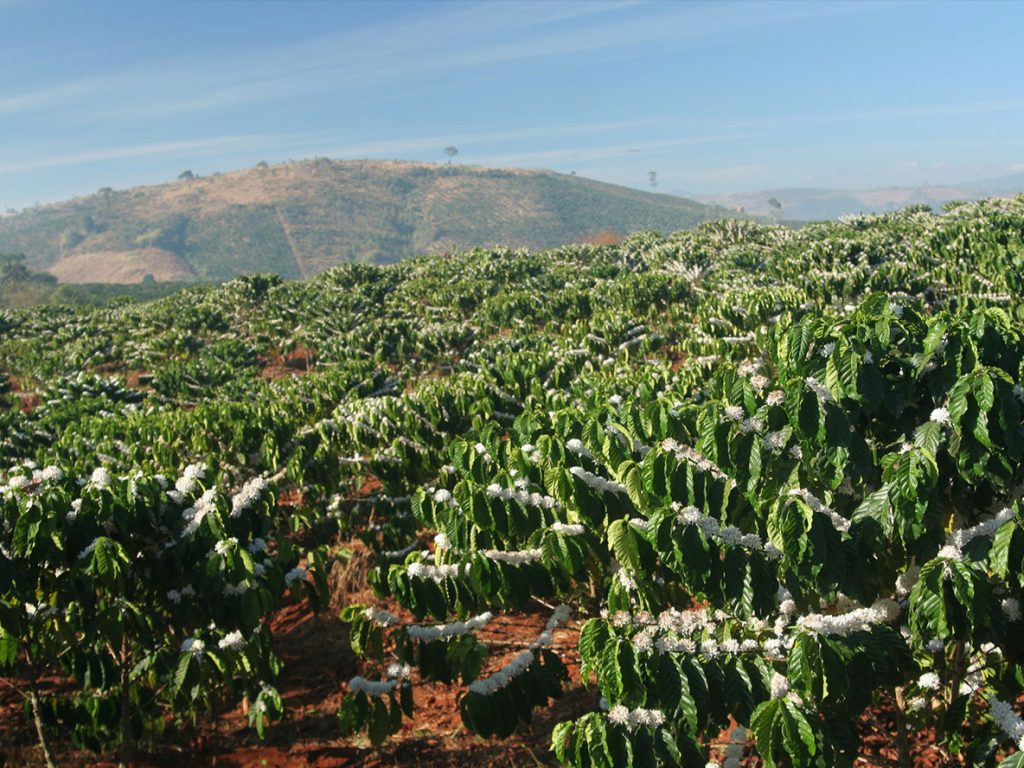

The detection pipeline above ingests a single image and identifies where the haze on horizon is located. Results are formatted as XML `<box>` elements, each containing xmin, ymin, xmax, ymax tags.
<box><xmin>2</xmin><ymin>0</ymin><xmax>1023</xmax><ymax>211</ymax></box>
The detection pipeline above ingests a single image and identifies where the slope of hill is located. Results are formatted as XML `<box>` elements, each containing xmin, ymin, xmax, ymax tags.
<box><xmin>697</xmin><ymin>173</ymin><xmax>1024</xmax><ymax>221</ymax></box>
<box><xmin>697</xmin><ymin>185</ymin><xmax>974</xmax><ymax>221</ymax></box>
<box><xmin>0</xmin><ymin>160</ymin><xmax>730</xmax><ymax>283</ymax></box>
<box><xmin>960</xmin><ymin>171</ymin><xmax>1024</xmax><ymax>193</ymax></box>
<box><xmin>0</xmin><ymin>253</ymin><xmax>194</xmax><ymax>308</ymax></box>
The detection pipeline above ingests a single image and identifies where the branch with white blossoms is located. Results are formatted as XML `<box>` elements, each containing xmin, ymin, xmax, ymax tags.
<box><xmin>660</xmin><ymin>439</ymin><xmax>729</xmax><ymax>481</ymax></box>
<box><xmin>568</xmin><ymin>466</ymin><xmax>627</xmax><ymax>495</ymax></box>
<box><xmin>167</xmin><ymin>585</ymin><xmax>196</xmax><ymax>604</ymax></box>
<box><xmin>429</xmin><ymin>488</ymin><xmax>458</xmax><ymax>507</ymax></box>
<box><xmin>218</xmin><ymin>630</ymin><xmax>245</xmax><ymax>651</ymax></box>
<box><xmin>223</xmin><ymin>580</ymin><xmax>252</xmax><ymax>596</ymax></box>
<box><xmin>33</xmin><ymin>465</ymin><xmax>64</xmax><ymax>485</ymax></box>
<box><xmin>916</xmin><ymin>672</ymin><xmax>941</xmax><ymax>691</ymax></box>
<box><xmin>944</xmin><ymin>506</ymin><xmax>1015</xmax><ymax>556</ymax></box>
<box><xmin>364</xmin><ymin>606</ymin><xmax>400</xmax><ymax>627</ymax></box>
<box><xmin>895</xmin><ymin>564</ymin><xmax>921</xmax><ymax>598</ymax></box>
<box><xmin>230</xmin><ymin>476</ymin><xmax>268</xmax><ymax>518</ymax></box>
<box><xmin>78</xmin><ymin>537</ymin><xmax>105</xmax><ymax>560</ymax></box>
<box><xmin>347</xmin><ymin>663</ymin><xmax>413</xmax><ymax>698</ymax></box>
<box><xmin>795</xmin><ymin>600</ymin><xmax>897</xmax><ymax>637</ymax></box>
<box><xmin>169</xmin><ymin>462</ymin><xmax>207</xmax><ymax>502</ymax></box>
<box><xmin>381</xmin><ymin>541</ymin><xmax>420</xmax><ymax>560</ymax></box>
<box><xmin>87</xmin><ymin>467</ymin><xmax>113</xmax><ymax>490</ymax></box>
<box><xmin>804</xmin><ymin>376</ymin><xmax>834</xmax><ymax>403</ymax></box>
<box><xmin>519</xmin><ymin>443</ymin><xmax>542</xmax><ymax>463</ymax></box>
<box><xmin>406</xmin><ymin>612</ymin><xmax>493</xmax><ymax>642</ymax></box>
<box><xmin>180</xmin><ymin>638</ymin><xmax>206</xmax><ymax>657</ymax></box>
<box><xmin>672</xmin><ymin>503</ymin><xmax>782</xmax><ymax>560</ymax></box>
<box><xmin>787</xmin><ymin>488</ymin><xmax>851</xmax><ymax>533</ymax></box>
<box><xmin>467</xmin><ymin>605</ymin><xmax>570</xmax><ymax>696</ymax></box>
<box><xmin>606</xmin><ymin>607</ymin><xmax>787</xmax><ymax>660</ymax></box>
<box><xmin>181</xmin><ymin>488</ymin><xmax>217</xmax><ymax>537</ymax></box>
<box><xmin>485</xmin><ymin>481</ymin><xmax>559</xmax><ymax>510</ymax></box>
<box><xmin>532</xmin><ymin>604</ymin><xmax>571</xmax><ymax>650</ymax></box>
<box><xmin>406</xmin><ymin>560</ymin><xmax>471</xmax><ymax>582</ymax></box>
<box><xmin>607</xmin><ymin>704</ymin><xmax>666</xmax><ymax>731</ymax></box>
<box><xmin>1002</xmin><ymin>597</ymin><xmax>1021</xmax><ymax>623</ymax></box>
<box><xmin>482</xmin><ymin>547</ymin><xmax>544</xmax><ymax>565</ymax></box>
<box><xmin>987</xmin><ymin>695</ymin><xmax>1024</xmax><ymax>751</ymax></box>
<box><xmin>213</xmin><ymin>537</ymin><xmax>238</xmax><ymax>557</ymax></box>
<box><xmin>550</xmin><ymin>522</ymin><xmax>586</xmax><ymax>536</ymax></box>
<box><xmin>24</xmin><ymin>603</ymin><xmax>60</xmax><ymax>622</ymax></box>
<box><xmin>284</xmin><ymin>566</ymin><xmax>308</xmax><ymax>588</ymax></box>
<box><xmin>565</xmin><ymin>438</ymin><xmax>594</xmax><ymax>462</ymax></box>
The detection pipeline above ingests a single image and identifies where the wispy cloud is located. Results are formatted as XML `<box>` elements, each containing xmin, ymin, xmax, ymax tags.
<box><xmin>0</xmin><ymin>135</ymin><xmax>276</xmax><ymax>174</ymax></box>
<box><xmin>0</xmin><ymin>0</ymin><xmax>866</xmax><ymax>123</ymax></box>
<box><xmin>314</xmin><ymin>119</ymin><xmax>666</xmax><ymax>160</ymax></box>
<box><xmin>472</xmin><ymin>133</ymin><xmax>756</xmax><ymax>168</ymax></box>
<box><xmin>727</xmin><ymin>99</ymin><xmax>1024</xmax><ymax>134</ymax></box>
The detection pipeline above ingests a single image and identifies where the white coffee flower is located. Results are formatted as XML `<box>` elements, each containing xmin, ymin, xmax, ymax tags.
<box><xmin>917</xmin><ymin>672</ymin><xmax>941</xmax><ymax>691</ymax></box>
<box><xmin>770</xmin><ymin>672</ymin><xmax>790</xmax><ymax>699</ymax></box>
<box><xmin>218</xmin><ymin>630</ymin><xmax>245</xmax><ymax>650</ymax></box>
<box><xmin>181</xmin><ymin>638</ymin><xmax>205</xmax><ymax>655</ymax></box>
<box><xmin>1002</xmin><ymin>597</ymin><xmax>1021</xmax><ymax>623</ymax></box>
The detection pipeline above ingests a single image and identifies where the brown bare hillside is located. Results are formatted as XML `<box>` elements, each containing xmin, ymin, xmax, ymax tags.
<box><xmin>48</xmin><ymin>248</ymin><xmax>195</xmax><ymax>284</ymax></box>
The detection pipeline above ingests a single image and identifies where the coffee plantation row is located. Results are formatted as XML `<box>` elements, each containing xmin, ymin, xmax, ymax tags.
<box><xmin>3</xmin><ymin>198</ymin><xmax>1024</xmax><ymax>766</ymax></box>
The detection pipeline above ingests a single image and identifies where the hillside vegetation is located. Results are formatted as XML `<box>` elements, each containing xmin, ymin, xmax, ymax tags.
<box><xmin>0</xmin><ymin>159</ymin><xmax>728</xmax><ymax>283</ymax></box>
<box><xmin>3</xmin><ymin>199</ymin><xmax>1024</xmax><ymax>767</ymax></box>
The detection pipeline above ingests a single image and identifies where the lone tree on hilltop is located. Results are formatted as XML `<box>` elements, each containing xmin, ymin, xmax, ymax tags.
<box><xmin>443</xmin><ymin>146</ymin><xmax>458</xmax><ymax>165</ymax></box>
<box><xmin>178</xmin><ymin>170</ymin><xmax>195</xmax><ymax>181</ymax></box>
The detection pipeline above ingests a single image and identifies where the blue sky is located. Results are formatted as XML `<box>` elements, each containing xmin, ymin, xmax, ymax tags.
<box><xmin>2</xmin><ymin>0</ymin><xmax>1023</xmax><ymax>210</ymax></box>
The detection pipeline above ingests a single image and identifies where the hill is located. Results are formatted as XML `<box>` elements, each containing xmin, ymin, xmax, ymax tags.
<box><xmin>697</xmin><ymin>185</ymin><xmax>977</xmax><ymax>221</ymax></box>
<box><xmin>697</xmin><ymin>172</ymin><xmax>1024</xmax><ymax>221</ymax></box>
<box><xmin>0</xmin><ymin>159</ymin><xmax>729</xmax><ymax>283</ymax></box>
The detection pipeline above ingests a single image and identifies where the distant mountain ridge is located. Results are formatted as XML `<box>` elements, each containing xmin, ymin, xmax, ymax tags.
<box><xmin>0</xmin><ymin>159</ymin><xmax>730</xmax><ymax>284</ymax></box>
<box><xmin>696</xmin><ymin>173</ymin><xmax>1024</xmax><ymax>221</ymax></box>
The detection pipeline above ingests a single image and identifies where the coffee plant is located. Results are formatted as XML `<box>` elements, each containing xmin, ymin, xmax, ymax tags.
<box><xmin>3</xmin><ymin>197</ymin><xmax>1024</xmax><ymax>764</ymax></box>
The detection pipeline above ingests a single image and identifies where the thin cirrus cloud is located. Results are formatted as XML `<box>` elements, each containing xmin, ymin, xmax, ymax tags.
<box><xmin>727</xmin><ymin>99</ymin><xmax>1024</xmax><ymax>133</ymax></box>
<box><xmin>1</xmin><ymin>3</ymin><xmax>642</xmax><ymax>119</ymax></box>
<box><xmin>0</xmin><ymin>1</ymin><xmax>863</xmax><ymax>123</ymax></box>
<box><xmin>0</xmin><ymin>120</ymin><xmax>660</xmax><ymax>178</ymax></box>
<box><xmin>0</xmin><ymin>135</ymin><xmax>281</xmax><ymax>175</ymax></box>
<box><xmin>315</xmin><ymin>119</ymin><xmax>667</xmax><ymax>161</ymax></box>
<box><xmin>472</xmin><ymin>134</ymin><xmax>757</xmax><ymax>169</ymax></box>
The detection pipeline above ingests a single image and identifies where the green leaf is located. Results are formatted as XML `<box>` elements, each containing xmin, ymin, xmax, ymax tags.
<box><xmin>750</xmin><ymin>699</ymin><xmax>782</xmax><ymax>768</ymax></box>
<box><xmin>0</xmin><ymin>631</ymin><xmax>19</xmax><ymax>667</ymax></box>
<box><xmin>599</xmin><ymin>641</ymin><xmax>624</xmax><ymax>699</ymax></box>
<box><xmin>171</xmin><ymin>652</ymin><xmax>193</xmax><ymax>699</ymax></box>
<box><xmin>367</xmin><ymin>697</ymin><xmax>391</xmax><ymax>745</ymax></box>
<box><xmin>780</xmin><ymin>700</ymin><xmax>816</xmax><ymax>764</ymax></box>
<box><xmin>608</xmin><ymin>519</ymin><xmax>640</xmax><ymax>573</ymax></box>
